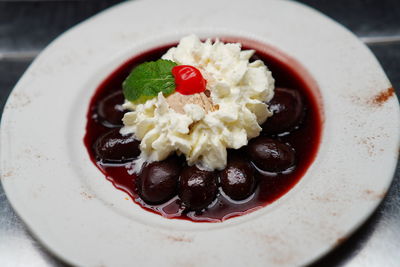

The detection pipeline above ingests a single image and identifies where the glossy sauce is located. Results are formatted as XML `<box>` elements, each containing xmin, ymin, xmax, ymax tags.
<box><xmin>84</xmin><ymin>40</ymin><xmax>323</xmax><ymax>222</ymax></box>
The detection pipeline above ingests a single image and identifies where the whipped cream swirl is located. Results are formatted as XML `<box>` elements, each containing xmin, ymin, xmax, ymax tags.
<box><xmin>122</xmin><ymin>35</ymin><xmax>275</xmax><ymax>171</ymax></box>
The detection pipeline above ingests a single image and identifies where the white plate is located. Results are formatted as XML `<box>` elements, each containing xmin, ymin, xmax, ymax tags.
<box><xmin>1</xmin><ymin>0</ymin><xmax>399</xmax><ymax>266</ymax></box>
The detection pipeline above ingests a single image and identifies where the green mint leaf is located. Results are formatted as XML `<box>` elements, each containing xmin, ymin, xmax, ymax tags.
<box><xmin>122</xmin><ymin>59</ymin><xmax>177</xmax><ymax>103</ymax></box>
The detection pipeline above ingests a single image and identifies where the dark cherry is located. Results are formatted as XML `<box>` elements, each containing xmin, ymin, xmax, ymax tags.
<box><xmin>262</xmin><ymin>87</ymin><xmax>304</xmax><ymax>134</ymax></box>
<box><xmin>220</xmin><ymin>156</ymin><xmax>255</xmax><ymax>200</ymax></box>
<box><xmin>179</xmin><ymin>166</ymin><xmax>218</xmax><ymax>211</ymax></box>
<box><xmin>247</xmin><ymin>137</ymin><xmax>295</xmax><ymax>172</ymax></box>
<box><xmin>94</xmin><ymin>128</ymin><xmax>140</xmax><ymax>163</ymax></box>
<box><xmin>136</xmin><ymin>156</ymin><xmax>181</xmax><ymax>204</ymax></box>
<box><xmin>97</xmin><ymin>91</ymin><xmax>125</xmax><ymax>127</ymax></box>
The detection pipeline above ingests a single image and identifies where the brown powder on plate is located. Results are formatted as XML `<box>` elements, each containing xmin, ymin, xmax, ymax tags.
<box><xmin>372</xmin><ymin>87</ymin><xmax>395</xmax><ymax>106</ymax></box>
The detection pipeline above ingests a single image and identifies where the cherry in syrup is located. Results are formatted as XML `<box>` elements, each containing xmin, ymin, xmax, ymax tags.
<box><xmin>246</xmin><ymin>137</ymin><xmax>295</xmax><ymax>173</ymax></box>
<box><xmin>262</xmin><ymin>87</ymin><xmax>305</xmax><ymax>134</ymax></box>
<box><xmin>94</xmin><ymin>128</ymin><xmax>140</xmax><ymax>163</ymax></box>
<box><xmin>179</xmin><ymin>166</ymin><xmax>218</xmax><ymax>211</ymax></box>
<box><xmin>137</xmin><ymin>156</ymin><xmax>181</xmax><ymax>204</ymax></box>
<box><xmin>220</xmin><ymin>156</ymin><xmax>256</xmax><ymax>200</ymax></box>
<box><xmin>96</xmin><ymin>91</ymin><xmax>126</xmax><ymax>127</ymax></box>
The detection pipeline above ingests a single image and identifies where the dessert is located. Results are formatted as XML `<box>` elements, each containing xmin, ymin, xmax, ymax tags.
<box><xmin>84</xmin><ymin>35</ymin><xmax>322</xmax><ymax>222</ymax></box>
<box><xmin>121</xmin><ymin>35</ymin><xmax>274</xmax><ymax>172</ymax></box>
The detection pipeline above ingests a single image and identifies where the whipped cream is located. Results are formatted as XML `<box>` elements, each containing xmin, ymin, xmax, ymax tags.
<box><xmin>122</xmin><ymin>35</ymin><xmax>275</xmax><ymax>171</ymax></box>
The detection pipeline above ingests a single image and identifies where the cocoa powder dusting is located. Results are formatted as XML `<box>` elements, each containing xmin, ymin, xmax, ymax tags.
<box><xmin>166</xmin><ymin>92</ymin><xmax>218</xmax><ymax>114</ymax></box>
<box><xmin>166</xmin><ymin>235</ymin><xmax>193</xmax><ymax>243</ymax></box>
<box><xmin>372</xmin><ymin>87</ymin><xmax>395</xmax><ymax>106</ymax></box>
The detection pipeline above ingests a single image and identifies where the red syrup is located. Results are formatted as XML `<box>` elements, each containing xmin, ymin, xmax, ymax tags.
<box><xmin>84</xmin><ymin>40</ymin><xmax>323</xmax><ymax>222</ymax></box>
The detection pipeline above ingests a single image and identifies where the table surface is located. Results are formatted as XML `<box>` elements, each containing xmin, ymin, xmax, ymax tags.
<box><xmin>0</xmin><ymin>0</ymin><xmax>399</xmax><ymax>266</ymax></box>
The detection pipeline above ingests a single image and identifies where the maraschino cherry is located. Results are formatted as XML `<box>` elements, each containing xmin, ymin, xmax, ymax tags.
<box><xmin>172</xmin><ymin>65</ymin><xmax>207</xmax><ymax>95</ymax></box>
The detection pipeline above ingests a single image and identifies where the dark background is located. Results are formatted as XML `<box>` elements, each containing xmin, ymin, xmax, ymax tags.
<box><xmin>0</xmin><ymin>0</ymin><xmax>399</xmax><ymax>266</ymax></box>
